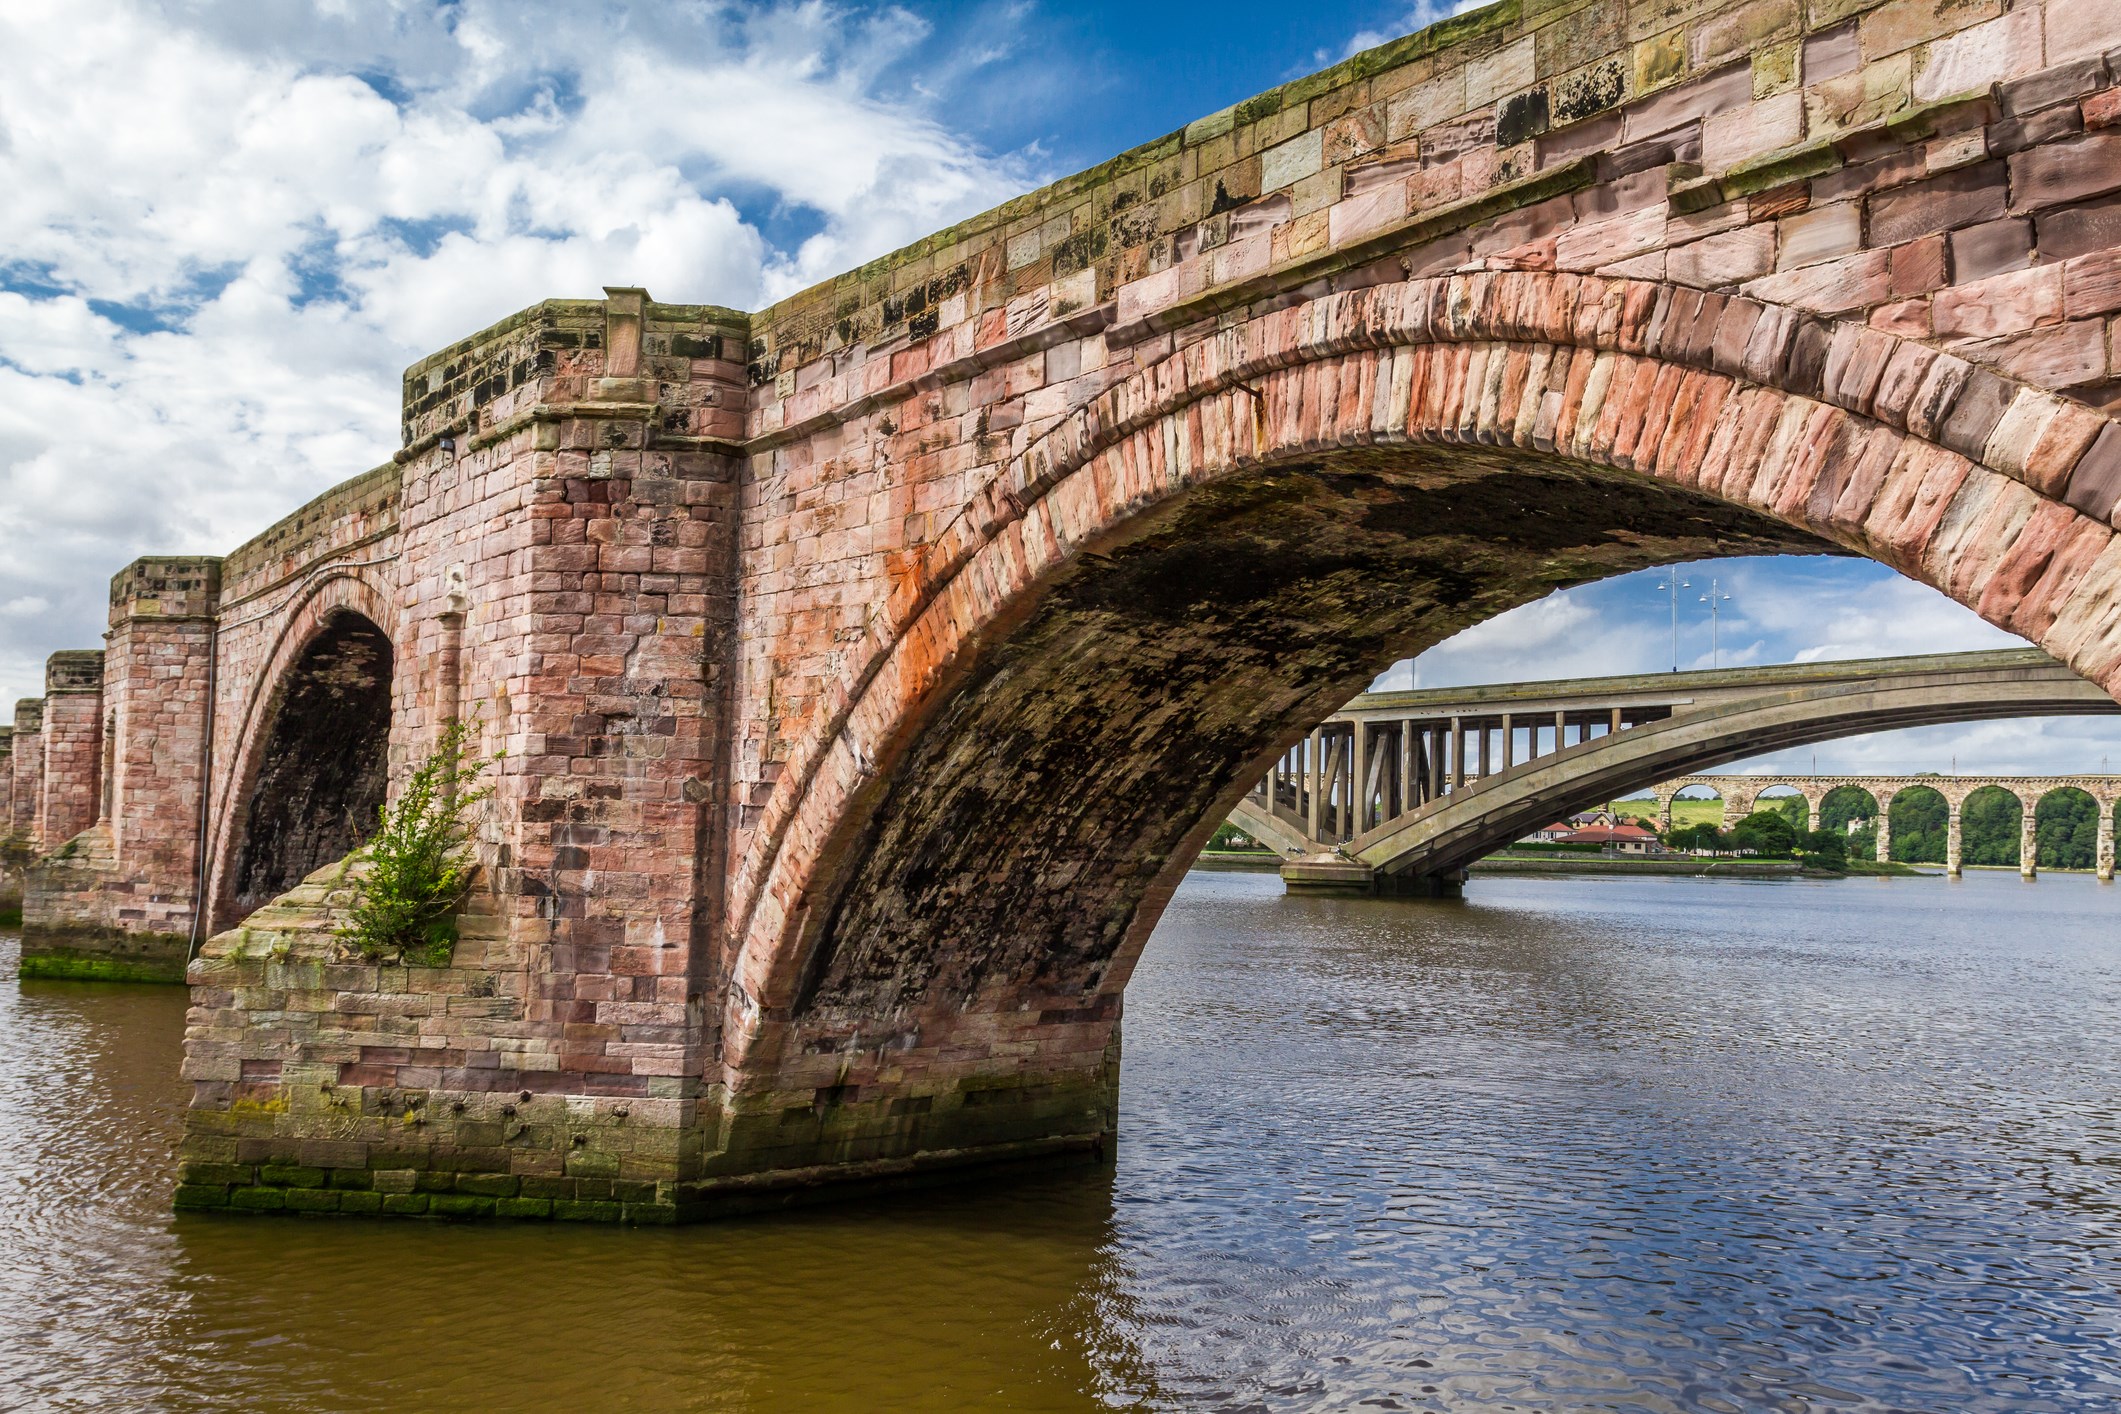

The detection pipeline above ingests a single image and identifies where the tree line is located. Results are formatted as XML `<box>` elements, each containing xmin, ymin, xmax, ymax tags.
<box><xmin>1660</xmin><ymin>785</ymin><xmax>2112</xmax><ymax>869</ymax></box>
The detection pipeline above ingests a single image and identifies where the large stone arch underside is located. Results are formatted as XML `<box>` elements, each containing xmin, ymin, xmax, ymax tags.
<box><xmin>732</xmin><ymin>272</ymin><xmax>2121</xmax><ymax>1076</ymax></box>
<box><xmin>794</xmin><ymin>450</ymin><xmax>1820</xmax><ymax>1020</ymax></box>
<box><xmin>224</xmin><ymin>611</ymin><xmax>394</xmax><ymax>923</ymax></box>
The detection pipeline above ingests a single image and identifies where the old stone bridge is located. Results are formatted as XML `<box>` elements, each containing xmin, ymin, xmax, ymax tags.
<box><xmin>1226</xmin><ymin>647</ymin><xmax>2119</xmax><ymax>890</ymax></box>
<box><xmin>12</xmin><ymin>0</ymin><xmax>2121</xmax><ymax>1220</ymax></box>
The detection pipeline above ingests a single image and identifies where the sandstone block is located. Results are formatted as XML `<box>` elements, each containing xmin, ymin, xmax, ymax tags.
<box><xmin>2012</xmin><ymin>130</ymin><xmax>2121</xmax><ymax>213</ymax></box>
<box><xmin>1932</xmin><ymin>264</ymin><xmax>2063</xmax><ymax>339</ymax></box>
<box><xmin>1913</xmin><ymin>6</ymin><xmax>2042</xmax><ymax>103</ymax></box>
<box><xmin>1778</xmin><ymin>201</ymin><xmax>1862</xmax><ymax>268</ymax></box>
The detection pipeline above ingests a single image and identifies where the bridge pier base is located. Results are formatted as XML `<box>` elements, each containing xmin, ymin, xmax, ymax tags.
<box><xmin>1278</xmin><ymin>857</ymin><xmax>1462</xmax><ymax>898</ymax></box>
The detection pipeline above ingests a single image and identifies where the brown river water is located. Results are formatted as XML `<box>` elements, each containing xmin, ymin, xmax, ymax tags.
<box><xmin>3</xmin><ymin>869</ymin><xmax>2118</xmax><ymax>1412</ymax></box>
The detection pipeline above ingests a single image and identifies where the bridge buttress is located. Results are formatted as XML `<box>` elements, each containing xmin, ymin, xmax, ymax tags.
<box><xmin>21</xmin><ymin>560</ymin><xmax>224</xmax><ymax>981</ymax></box>
<box><xmin>34</xmin><ymin>651</ymin><xmax>103</xmax><ymax>852</ymax></box>
<box><xmin>8</xmin><ymin>698</ymin><xmax>42</xmax><ymax>844</ymax></box>
<box><xmin>175</xmin><ymin>290</ymin><xmax>751</xmax><ymax>1224</ymax></box>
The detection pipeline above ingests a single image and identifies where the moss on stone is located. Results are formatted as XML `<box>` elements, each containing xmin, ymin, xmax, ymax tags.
<box><xmin>282</xmin><ymin>1188</ymin><xmax>342</xmax><ymax>1213</ymax></box>
<box><xmin>16</xmin><ymin>951</ymin><xmax>187</xmax><ymax>984</ymax></box>
<box><xmin>172</xmin><ymin>1184</ymin><xmax>231</xmax><ymax>1210</ymax></box>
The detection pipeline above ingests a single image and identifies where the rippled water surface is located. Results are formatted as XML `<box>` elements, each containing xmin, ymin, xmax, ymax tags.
<box><xmin>5</xmin><ymin>870</ymin><xmax>2120</xmax><ymax>1411</ymax></box>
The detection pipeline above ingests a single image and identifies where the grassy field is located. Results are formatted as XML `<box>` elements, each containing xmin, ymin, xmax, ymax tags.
<box><xmin>1604</xmin><ymin>796</ymin><xmax>1725</xmax><ymax>829</ymax></box>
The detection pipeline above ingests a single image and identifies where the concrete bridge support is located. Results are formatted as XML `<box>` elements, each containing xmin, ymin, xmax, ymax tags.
<box><xmin>2100</xmin><ymin>812</ymin><xmax>2116</xmax><ymax>882</ymax></box>
<box><xmin>2022</xmin><ymin>808</ymin><xmax>2039</xmax><ymax>880</ymax></box>
<box><xmin>1876</xmin><ymin>812</ymin><xmax>1892</xmax><ymax>864</ymax></box>
<box><xmin>1947</xmin><ymin>805</ymin><xmax>1964</xmax><ymax>879</ymax></box>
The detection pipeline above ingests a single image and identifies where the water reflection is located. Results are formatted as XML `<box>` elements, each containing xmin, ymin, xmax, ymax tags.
<box><xmin>4</xmin><ymin>870</ymin><xmax>2120</xmax><ymax>1411</ymax></box>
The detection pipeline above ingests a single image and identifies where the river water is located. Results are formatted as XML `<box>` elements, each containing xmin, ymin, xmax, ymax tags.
<box><xmin>3</xmin><ymin>870</ymin><xmax>2118</xmax><ymax>1412</ymax></box>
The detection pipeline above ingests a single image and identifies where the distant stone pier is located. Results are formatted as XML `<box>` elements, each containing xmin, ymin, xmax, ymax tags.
<box><xmin>13</xmin><ymin>0</ymin><xmax>2121</xmax><ymax>1218</ymax></box>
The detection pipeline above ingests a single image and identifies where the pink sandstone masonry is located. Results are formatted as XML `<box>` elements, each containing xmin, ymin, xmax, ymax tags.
<box><xmin>17</xmin><ymin>0</ymin><xmax>2121</xmax><ymax>1218</ymax></box>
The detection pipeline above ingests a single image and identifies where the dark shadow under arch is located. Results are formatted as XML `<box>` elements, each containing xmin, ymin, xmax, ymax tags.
<box><xmin>226</xmin><ymin>611</ymin><xmax>393</xmax><ymax>923</ymax></box>
<box><xmin>792</xmin><ymin>445</ymin><xmax>1827</xmax><ymax>1023</ymax></box>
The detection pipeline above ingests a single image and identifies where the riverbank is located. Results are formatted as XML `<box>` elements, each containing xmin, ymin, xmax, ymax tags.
<box><xmin>1193</xmin><ymin>851</ymin><xmax>1936</xmax><ymax>880</ymax></box>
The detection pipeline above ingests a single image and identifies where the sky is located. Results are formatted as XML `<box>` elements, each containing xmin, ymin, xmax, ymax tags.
<box><xmin>1</xmin><ymin>0</ymin><xmax>2114</xmax><ymax>778</ymax></box>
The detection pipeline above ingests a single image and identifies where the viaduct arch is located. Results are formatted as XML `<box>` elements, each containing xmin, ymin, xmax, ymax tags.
<box><xmin>4</xmin><ymin>0</ymin><xmax>2119</xmax><ymax>1216</ymax></box>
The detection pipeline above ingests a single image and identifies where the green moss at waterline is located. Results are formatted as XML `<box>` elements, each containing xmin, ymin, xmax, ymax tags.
<box><xmin>17</xmin><ymin>951</ymin><xmax>188</xmax><ymax>984</ymax></box>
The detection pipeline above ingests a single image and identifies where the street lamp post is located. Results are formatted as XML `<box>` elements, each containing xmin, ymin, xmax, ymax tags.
<box><xmin>1654</xmin><ymin>571</ymin><xmax>1691</xmax><ymax>672</ymax></box>
<box><xmin>1699</xmin><ymin>578</ymin><xmax>1733</xmax><ymax>668</ymax></box>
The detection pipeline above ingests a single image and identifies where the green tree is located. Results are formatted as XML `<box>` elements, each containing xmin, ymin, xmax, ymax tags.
<box><xmin>1799</xmin><ymin>828</ymin><xmax>1848</xmax><ymax>867</ymax></box>
<box><xmin>1732</xmin><ymin>810</ymin><xmax>1797</xmax><ymax>857</ymax></box>
<box><xmin>1666</xmin><ymin>822</ymin><xmax>1724</xmax><ymax>852</ymax></box>
<box><xmin>1766</xmin><ymin>794</ymin><xmax>1808</xmax><ymax>833</ymax></box>
<box><xmin>1889</xmin><ymin>787</ymin><xmax>1948</xmax><ymax>863</ymax></box>
<box><xmin>340</xmin><ymin>720</ymin><xmax>494</xmax><ymax>965</ymax></box>
<box><xmin>2034</xmin><ymin>789</ymin><xmax>2098</xmax><ymax>869</ymax></box>
<box><xmin>1819</xmin><ymin>786</ymin><xmax>1878</xmax><ymax>864</ymax></box>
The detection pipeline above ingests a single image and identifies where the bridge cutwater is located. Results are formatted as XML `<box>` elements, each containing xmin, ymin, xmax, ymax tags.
<box><xmin>10</xmin><ymin>0</ymin><xmax>2121</xmax><ymax>1221</ymax></box>
<box><xmin>1229</xmin><ymin>649</ymin><xmax>2120</xmax><ymax>893</ymax></box>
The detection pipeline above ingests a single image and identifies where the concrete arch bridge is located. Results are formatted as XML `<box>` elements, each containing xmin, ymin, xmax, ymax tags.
<box><xmin>1226</xmin><ymin>648</ymin><xmax>2120</xmax><ymax>891</ymax></box>
<box><xmin>13</xmin><ymin>0</ymin><xmax>2121</xmax><ymax>1218</ymax></box>
<box><xmin>1652</xmin><ymin>770</ymin><xmax>2121</xmax><ymax>877</ymax></box>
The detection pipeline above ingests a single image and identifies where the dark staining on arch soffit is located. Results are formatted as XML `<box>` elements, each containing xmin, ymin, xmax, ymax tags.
<box><xmin>232</xmin><ymin>613</ymin><xmax>394</xmax><ymax>917</ymax></box>
<box><xmin>795</xmin><ymin>445</ymin><xmax>1829</xmax><ymax>1024</ymax></box>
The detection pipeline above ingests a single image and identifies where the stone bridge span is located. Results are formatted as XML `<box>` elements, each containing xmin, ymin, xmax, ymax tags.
<box><xmin>10</xmin><ymin>0</ymin><xmax>2121</xmax><ymax>1217</ymax></box>
<box><xmin>1227</xmin><ymin>647</ymin><xmax>2119</xmax><ymax>890</ymax></box>
<box><xmin>1650</xmin><ymin>770</ymin><xmax>2121</xmax><ymax>875</ymax></box>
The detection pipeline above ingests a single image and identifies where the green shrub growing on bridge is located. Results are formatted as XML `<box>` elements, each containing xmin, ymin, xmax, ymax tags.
<box><xmin>341</xmin><ymin>720</ymin><xmax>492</xmax><ymax>966</ymax></box>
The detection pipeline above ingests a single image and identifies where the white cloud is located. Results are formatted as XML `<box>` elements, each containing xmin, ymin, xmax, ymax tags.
<box><xmin>0</xmin><ymin>0</ymin><xmax>1039</xmax><ymax>706</ymax></box>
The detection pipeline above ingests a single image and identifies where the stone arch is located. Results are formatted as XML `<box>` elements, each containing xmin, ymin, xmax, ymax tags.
<box><xmin>1820</xmin><ymin>783</ymin><xmax>1880</xmax><ymax>828</ymax></box>
<box><xmin>205</xmin><ymin>573</ymin><xmax>399</xmax><ymax>932</ymax></box>
<box><xmin>1744</xmin><ymin>782</ymin><xmax>1814</xmax><ymax>833</ymax></box>
<box><xmin>722</xmin><ymin>272</ymin><xmax>2121</xmax><ymax>1078</ymax></box>
<box><xmin>1958</xmin><ymin>783</ymin><xmax>2026</xmax><ymax>870</ymax></box>
<box><xmin>1886</xmin><ymin>783</ymin><xmax>1951</xmax><ymax>865</ymax></box>
<box><xmin>2032</xmin><ymin>784</ymin><xmax>2101</xmax><ymax>871</ymax></box>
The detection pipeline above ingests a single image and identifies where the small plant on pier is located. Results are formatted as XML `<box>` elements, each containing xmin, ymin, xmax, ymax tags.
<box><xmin>341</xmin><ymin>720</ymin><xmax>493</xmax><ymax>966</ymax></box>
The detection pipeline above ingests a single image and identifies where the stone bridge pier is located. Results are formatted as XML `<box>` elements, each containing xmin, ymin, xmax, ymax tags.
<box><xmin>13</xmin><ymin>0</ymin><xmax>2121</xmax><ymax>1218</ymax></box>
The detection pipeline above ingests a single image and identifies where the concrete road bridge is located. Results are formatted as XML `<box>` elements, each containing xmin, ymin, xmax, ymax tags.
<box><xmin>1228</xmin><ymin>648</ymin><xmax>2120</xmax><ymax>891</ymax></box>
<box><xmin>1647</xmin><ymin>769</ymin><xmax>2121</xmax><ymax>876</ymax></box>
<box><xmin>12</xmin><ymin>0</ymin><xmax>2121</xmax><ymax>1219</ymax></box>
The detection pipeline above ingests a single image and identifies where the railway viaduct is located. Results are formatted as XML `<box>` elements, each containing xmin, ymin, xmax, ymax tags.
<box><xmin>1649</xmin><ymin>770</ymin><xmax>2121</xmax><ymax>875</ymax></box>
<box><xmin>11</xmin><ymin>0</ymin><xmax>2121</xmax><ymax>1219</ymax></box>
